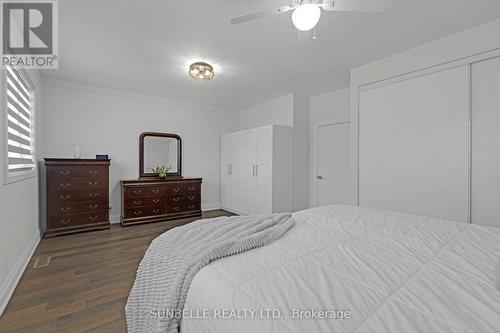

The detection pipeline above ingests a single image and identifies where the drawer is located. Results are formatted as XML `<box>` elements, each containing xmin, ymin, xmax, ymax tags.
<box><xmin>48</xmin><ymin>165</ymin><xmax>106</xmax><ymax>179</ymax></box>
<box><xmin>167</xmin><ymin>202</ymin><xmax>200</xmax><ymax>214</ymax></box>
<box><xmin>49</xmin><ymin>190</ymin><xmax>106</xmax><ymax>202</ymax></box>
<box><xmin>49</xmin><ymin>211</ymin><xmax>108</xmax><ymax>229</ymax></box>
<box><xmin>126</xmin><ymin>196</ymin><xmax>166</xmax><ymax>208</ymax></box>
<box><xmin>49</xmin><ymin>200</ymin><xmax>107</xmax><ymax>216</ymax></box>
<box><xmin>126</xmin><ymin>206</ymin><xmax>164</xmax><ymax>219</ymax></box>
<box><xmin>48</xmin><ymin>178</ymin><xmax>106</xmax><ymax>192</ymax></box>
<box><xmin>126</xmin><ymin>186</ymin><xmax>164</xmax><ymax>198</ymax></box>
<box><xmin>166</xmin><ymin>182</ymin><xmax>200</xmax><ymax>195</ymax></box>
<box><xmin>167</xmin><ymin>194</ymin><xmax>200</xmax><ymax>204</ymax></box>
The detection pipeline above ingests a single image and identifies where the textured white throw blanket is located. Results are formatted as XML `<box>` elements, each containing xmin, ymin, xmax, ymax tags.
<box><xmin>496</xmin><ymin>259</ymin><xmax>500</xmax><ymax>291</ymax></box>
<box><xmin>125</xmin><ymin>213</ymin><xmax>295</xmax><ymax>333</ymax></box>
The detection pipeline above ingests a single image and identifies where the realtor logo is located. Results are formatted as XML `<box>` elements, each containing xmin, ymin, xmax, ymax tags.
<box><xmin>1</xmin><ymin>0</ymin><xmax>58</xmax><ymax>68</ymax></box>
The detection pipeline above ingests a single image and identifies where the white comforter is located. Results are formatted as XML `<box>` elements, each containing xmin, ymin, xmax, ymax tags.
<box><xmin>181</xmin><ymin>205</ymin><xmax>500</xmax><ymax>333</ymax></box>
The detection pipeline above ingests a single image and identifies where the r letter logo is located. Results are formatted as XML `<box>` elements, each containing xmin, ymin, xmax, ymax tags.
<box><xmin>1</xmin><ymin>0</ymin><xmax>58</xmax><ymax>68</ymax></box>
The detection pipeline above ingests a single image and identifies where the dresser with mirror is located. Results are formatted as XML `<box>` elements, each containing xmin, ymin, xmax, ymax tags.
<box><xmin>120</xmin><ymin>132</ymin><xmax>202</xmax><ymax>226</ymax></box>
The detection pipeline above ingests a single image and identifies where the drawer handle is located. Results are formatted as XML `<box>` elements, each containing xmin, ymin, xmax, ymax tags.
<box><xmin>152</xmin><ymin>199</ymin><xmax>160</xmax><ymax>204</ymax></box>
<box><xmin>188</xmin><ymin>187</ymin><xmax>195</xmax><ymax>191</ymax></box>
<box><xmin>152</xmin><ymin>189</ymin><xmax>160</xmax><ymax>194</ymax></box>
<box><xmin>188</xmin><ymin>195</ymin><xmax>195</xmax><ymax>200</ymax></box>
<box><xmin>88</xmin><ymin>181</ymin><xmax>99</xmax><ymax>186</ymax></box>
<box><xmin>60</xmin><ymin>218</ymin><xmax>71</xmax><ymax>224</ymax></box>
<box><xmin>59</xmin><ymin>182</ymin><xmax>72</xmax><ymax>188</ymax></box>
<box><xmin>133</xmin><ymin>190</ymin><xmax>142</xmax><ymax>195</ymax></box>
<box><xmin>60</xmin><ymin>207</ymin><xmax>72</xmax><ymax>212</ymax></box>
<box><xmin>173</xmin><ymin>188</ymin><xmax>180</xmax><ymax>193</ymax></box>
<box><xmin>152</xmin><ymin>209</ymin><xmax>160</xmax><ymax>214</ymax></box>
<box><xmin>188</xmin><ymin>204</ymin><xmax>195</xmax><ymax>209</ymax></box>
<box><xmin>88</xmin><ymin>170</ymin><xmax>99</xmax><ymax>175</ymax></box>
<box><xmin>172</xmin><ymin>206</ymin><xmax>180</xmax><ymax>212</ymax></box>
<box><xmin>133</xmin><ymin>210</ymin><xmax>142</xmax><ymax>216</ymax></box>
<box><xmin>59</xmin><ymin>194</ymin><xmax>71</xmax><ymax>200</ymax></box>
<box><xmin>172</xmin><ymin>197</ymin><xmax>181</xmax><ymax>202</ymax></box>
<box><xmin>59</xmin><ymin>170</ymin><xmax>71</xmax><ymax>176</ymax></box>
<box><xmin>133</xmin><ymin>200</ymin><xmax>142</xmax><ymax>205</ymax></box>
<box><xmin>88</xmin><ymin>216</ymin><xmax>99</xmax><ymax>221</ymax></box>
<box><xmin>88</xmin><ymin>193</ymin><xmax>99</xmax><ymax>198</ymax></box>
<box><xmin>89</xmin><ymin>204</ymin><xmax>98</xmax><ymax>209</ymax></box>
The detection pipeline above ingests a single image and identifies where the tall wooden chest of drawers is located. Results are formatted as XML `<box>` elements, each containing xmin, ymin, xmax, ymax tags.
<box><xmin>121</xmin><ymin>178</ymin><xmax>202</xmax><ymax>226</ymax></box>
<box><xmin>44</xmin><ymin>159</ymin><xmax>111</xmax><ymax>238</ymax></box>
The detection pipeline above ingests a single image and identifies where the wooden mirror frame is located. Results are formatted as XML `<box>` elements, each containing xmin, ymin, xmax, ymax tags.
<box><xmin>139</xmin><ymin>132</ymin><xmax>182</xmax><ymax>178</ymax></box>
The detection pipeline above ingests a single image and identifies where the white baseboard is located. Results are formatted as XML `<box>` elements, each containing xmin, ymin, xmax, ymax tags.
<box><xmin>0</xmin><ymin>231</ymin><xmax>41</xmax><ymax>317</ymax></box>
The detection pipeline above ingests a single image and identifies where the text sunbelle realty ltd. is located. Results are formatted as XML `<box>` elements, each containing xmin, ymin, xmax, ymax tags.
<box><xmin>150</xmin><ymin>308</ymin><xmax>352</xmax><ymax>320</ymax></box>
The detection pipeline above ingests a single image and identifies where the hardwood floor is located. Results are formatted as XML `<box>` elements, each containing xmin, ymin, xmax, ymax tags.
<box><xmin>0</xmin><ymin>210</ymin><xmax>234</xmax><ymax>333</ymax></box>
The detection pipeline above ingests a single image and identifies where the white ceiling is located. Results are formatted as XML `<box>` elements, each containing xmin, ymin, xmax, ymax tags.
<box><xmin>42</xmin><ymin>0</ymin><xmax>500</xmax><ymax>108</ymax></box>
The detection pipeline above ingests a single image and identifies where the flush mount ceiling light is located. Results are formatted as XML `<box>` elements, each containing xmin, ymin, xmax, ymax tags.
<box><xmin>189</xmin><ymin>62</ymin><xmax>214</xmax><ymax>80</ymax></box>
<box><xmin>292</xmin><ymin>3</ymin><xmax>321</xmax><ymax>31</ymax></box>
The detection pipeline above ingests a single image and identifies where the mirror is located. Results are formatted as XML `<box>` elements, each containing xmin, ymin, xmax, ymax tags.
<box><xmin>139</xmin><ymin>132</ymin><xmax>182</xmax><ymax>178</ymax></box>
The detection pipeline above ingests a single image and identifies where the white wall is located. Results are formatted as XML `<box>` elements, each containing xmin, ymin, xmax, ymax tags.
<box><xmin>41</xmin><ymin>78</ymin><xmax>236</xmax><ymax>222</ymax></box>
<box><xmin>0</xmin><ymin>70</ymin><xmax>42</xmax><ymax>316</ymax></box>
<box><xmin>309</xmin><ymin>88</ymin><xmax>350</xmax><ymax>207</ymax></box>
<box><xmin>237</xmin><ymin>95</ymin><xmax>293</xmax><ymax>130</ymax></box>
<box><xmin>292</xmin><ymin>94</ymin><xmax>310</xmax><ymax>211</ymax></box>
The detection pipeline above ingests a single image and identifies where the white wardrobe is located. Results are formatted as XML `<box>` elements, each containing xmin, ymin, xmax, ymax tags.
<box><xmin>220</xmin><ymin>125</ymin><xmax>293</xmax><ymax>215</ymax></box>
<box><xmin>356</xmin><ymin>54</ymin><xmax>500</xmax><ymax>228</ymax></box>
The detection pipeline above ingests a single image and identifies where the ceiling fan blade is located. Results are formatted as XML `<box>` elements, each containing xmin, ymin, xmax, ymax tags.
<box><xmin>321</xmin><ymin>0</ymin><xmax>392</xmax><ymax>12</ymax></box>
<box><xmin>230</xmin><ymin>5</ymin><xmax>295</xmax><ymax>25</ymax></box>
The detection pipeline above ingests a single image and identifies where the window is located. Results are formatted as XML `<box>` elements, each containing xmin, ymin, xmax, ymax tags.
<box><xmin>3</xmin><ymin>66</ymin><xmax>35</xmax><ymax>183</ymax></box>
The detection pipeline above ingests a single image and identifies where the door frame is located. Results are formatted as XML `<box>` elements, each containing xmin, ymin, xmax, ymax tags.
<box><xmin>312</xmin><ymin>120</ymin><xmax>351</xmax><ymax>207</ymax></box>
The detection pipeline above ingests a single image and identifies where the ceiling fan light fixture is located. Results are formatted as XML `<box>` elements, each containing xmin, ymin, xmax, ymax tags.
<box><xmin>292</xmin><ymin>4</ymin><xmax>321</xmax><ymax>31</ymax></box>
<box><xmin>189</xmin><ymin>62</ymin><xmax>214</xmax><ymax>80</ymax></box>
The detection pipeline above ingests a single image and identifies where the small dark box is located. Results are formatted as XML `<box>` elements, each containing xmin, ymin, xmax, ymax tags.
<box><xmin>96</xmin><ymin>154</ymin><xmax>109</xmax><ymax>160</ymax></box>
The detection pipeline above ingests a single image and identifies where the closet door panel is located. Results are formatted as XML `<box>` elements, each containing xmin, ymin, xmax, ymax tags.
<box><xmin>359</xmin><ymin>65</ymin><xmax>469</xmax><ymax>222</ymax></box>
<box><xmin>471</xmin><ymin>56</ymin><xmax>500</xmax><ymax>228</ymax></box>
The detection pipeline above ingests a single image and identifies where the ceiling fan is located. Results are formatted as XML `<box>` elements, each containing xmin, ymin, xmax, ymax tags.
<box><xmin>231</xmin><ymin>0</ymin><xmax>392</xmax><ymax>33</ymax></box>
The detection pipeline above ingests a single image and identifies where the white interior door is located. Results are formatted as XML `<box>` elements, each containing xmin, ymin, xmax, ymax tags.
<box><xmin>220</xmin><ymin>133</ymin><xmax>238</xmax><ymax>211</ymax></box>
<box><xmin>471</xmin><ymin>56</ymin><xmax>500</xmax><ymax>228</ymax></box>
<box><xmin>316</xmin><ymin>123</ymin><xmax>352</xmax><ymax>207</ymax></box>
<box><xmin>358</xmin><ymin>65</ymin><xmax>469</xmax><ymax>222</ymax></box>
<box><xmin>255</xmin><ymin>127</ymin><xmax>273</xmax><ymax>187</ymax></box>
<box><xmin>233</xmin><ymin>130</ymin><xmax>257</xmax><ymax>214</ymax></box>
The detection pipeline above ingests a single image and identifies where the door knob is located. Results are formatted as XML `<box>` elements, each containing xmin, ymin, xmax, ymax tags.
<box><xmin>317</xmin><ymin>176</ymin><xmax>324</xmax><ymax>180</ymax></box>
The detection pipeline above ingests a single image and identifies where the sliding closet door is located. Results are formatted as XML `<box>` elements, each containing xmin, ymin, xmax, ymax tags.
<box><xmin>359</xmin><ymin>66</ymin><xmax>470</xmax><ymax>222</ymax></box>
<box><xmin>471</xmin><ymin>56</ymin><xmax>500</xmax><ymax>228</ymax></box>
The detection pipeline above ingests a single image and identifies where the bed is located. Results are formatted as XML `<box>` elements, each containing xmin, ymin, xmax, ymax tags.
<box><xmin>181</xmin><ymin>205</ymin><xmax>500</xmax><ymax>333</ymax></box>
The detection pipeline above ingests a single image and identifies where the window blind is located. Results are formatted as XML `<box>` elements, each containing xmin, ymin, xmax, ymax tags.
<box><xmin>5</xmin><ymin>66</ymin><xmax>35</xmax><ymax>176</ymax></box>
